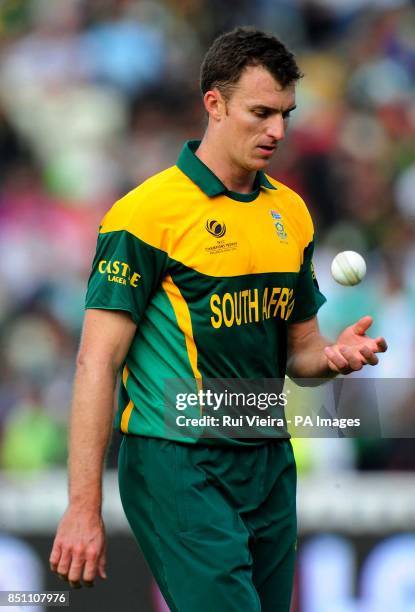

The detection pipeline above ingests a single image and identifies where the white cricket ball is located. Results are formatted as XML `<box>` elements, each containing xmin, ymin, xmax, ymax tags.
<box><xmin>331</xmin><ymin>251</ymin><xmax>367</xmax><ymax>286</ymax></box>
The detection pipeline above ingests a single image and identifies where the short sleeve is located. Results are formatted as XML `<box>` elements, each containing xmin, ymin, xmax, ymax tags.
<box><xmin>290</xmin><ymin>239</ymin><xmax>327</xmax><ymax>323</ymax></box>
<box><xmin>85</xmin><ymin>229</ymin><xmax>168</xmax><ymax>325</ymax></box>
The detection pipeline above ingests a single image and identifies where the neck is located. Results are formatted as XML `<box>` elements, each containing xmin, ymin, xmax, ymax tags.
<box><xmin>195</xmin><ymin>133</ymin><xmax>257</xmax><ymax>194</ymax></box>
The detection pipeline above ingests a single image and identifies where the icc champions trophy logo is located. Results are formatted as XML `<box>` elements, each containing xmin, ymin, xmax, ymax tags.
<box><xmin>206</xmin><ymin>219</ymin><xmax>227</xmax><ymax>238</ymax></box>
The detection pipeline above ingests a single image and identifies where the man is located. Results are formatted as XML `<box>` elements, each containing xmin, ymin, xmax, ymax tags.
<box><xmin>49</xmin><ymin>27</ymin><xmax>387</xmax><ymax>611</ymax></box>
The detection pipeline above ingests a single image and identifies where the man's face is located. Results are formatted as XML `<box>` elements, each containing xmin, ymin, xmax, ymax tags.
<box><xmin>215</xmin><ymin>65</ymin><xmax>296</xmax><ymax>172</ymax></box>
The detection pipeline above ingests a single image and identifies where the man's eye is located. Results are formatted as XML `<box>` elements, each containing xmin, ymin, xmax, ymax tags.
<box><xmin>282</xmin><ymin>111</ymin><xmax>291</xmax><ymax>120</ymax></box>
<box><xmin>253</xmin><ymin>110</ymin><xmax>267</xmax><ymax>118</ymax></box>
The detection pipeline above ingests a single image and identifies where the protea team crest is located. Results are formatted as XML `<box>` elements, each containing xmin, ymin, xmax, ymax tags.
<box><xmin>206</xmin><ymin>219</ymin><xmax>226</xmax><ymax>238</ymax></box>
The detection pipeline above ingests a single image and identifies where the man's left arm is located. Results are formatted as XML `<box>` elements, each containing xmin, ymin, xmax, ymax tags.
<box><xmin>287</xmin><ymin>314</ymin><xmax>387</xmax><ymax>384</ymax></box>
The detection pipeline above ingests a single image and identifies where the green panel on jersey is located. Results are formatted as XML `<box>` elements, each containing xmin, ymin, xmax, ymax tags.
<box><xmin>85</xmin><ymin>230</ymin><xmax>168</xmax><ymax>325</ymax></box>
<box><xmin>290</xmin><ymin>241</ymin><xmax>326</xmax><ymax>323</ymax></box>
<box><xmin>169</xmin><ymin>262</ymin><xmax>298</xmax><ymax>379</ymax></box>
<box><xmin>114</xmin><ymin>286</ymin><xmax>199</xmax><ymax>441</ymax></box>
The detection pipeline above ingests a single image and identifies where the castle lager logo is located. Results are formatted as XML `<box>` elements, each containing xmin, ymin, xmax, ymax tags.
<box><xmin>98</xmin><ymin>260</ymin><xmax>141</xmax><ymax>287</ymax></box>
<box><xmin>206</xmin><ymin>219</ymin><xmax>226</xmax><ymax>238</ymax></box>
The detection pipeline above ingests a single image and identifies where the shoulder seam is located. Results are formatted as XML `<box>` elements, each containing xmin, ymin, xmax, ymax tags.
<box><xmin>98</xmin><ymin>229</ymin><xmax>170</xmax><ymax>259</ymax></box>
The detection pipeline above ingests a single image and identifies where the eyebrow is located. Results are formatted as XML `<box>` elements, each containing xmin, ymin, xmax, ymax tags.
<box><xmin>250</xmin><ymin>104</ymin><xmax>297</xmax><ymax>113</ymax></box>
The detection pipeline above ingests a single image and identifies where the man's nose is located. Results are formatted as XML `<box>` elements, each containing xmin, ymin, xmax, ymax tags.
<box><xmin>267</xmin><ymin>115</ymin><xmax>285</xmax><ymax>141</ymax></box>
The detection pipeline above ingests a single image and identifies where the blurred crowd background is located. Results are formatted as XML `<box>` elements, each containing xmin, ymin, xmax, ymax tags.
<box><xmin>0</xmin><ymin>0</ymin><xmax>414</xmax><ymax>474</ymax></box>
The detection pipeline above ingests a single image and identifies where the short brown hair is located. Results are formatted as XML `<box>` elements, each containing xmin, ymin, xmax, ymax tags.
<box><xmin>200</xmin><ymin>27</ymin><xmax>302</xmax><ymax>99</ymax></box>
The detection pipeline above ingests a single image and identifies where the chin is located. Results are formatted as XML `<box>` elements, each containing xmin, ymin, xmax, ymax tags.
<box><xmin>250</xmin><ymin>157</ymin><xmax>271</xmax><ymax>171</ymax></box>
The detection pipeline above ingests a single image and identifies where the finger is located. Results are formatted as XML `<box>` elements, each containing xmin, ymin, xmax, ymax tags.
<box><xmin>326</xmin><ymin>358</ymin><xmax>347</xmax><ymax>374</ymax></box>
<box><xmin>82</xmin><ymin>548</ymin><xmax>99</xmax><ymax>584</ymax></box>
<box><xmin>360</xmin><ymin>346</ymin><xmax>379</xmax><ymax>366</ymax></box>
<box><xmin>338</xmin><ymin>346</ymin><xmax>363</xmax><ymax>371</ymax></box>
<box><xmin>353</xmin><ymin>316</ymin><xmax>373</xmax><ymax>336</ymax></box>
<box><xmin>68</xmin><ymin>548</ymin><xmax>85</xmax><ymax>586</ymax></box>
<box><xmin>49</xmin><ymin>541</ymin><xmax>62</xmax><ymax>573</ymax></box>
<box><xmin>366</xmin><ymin>337</ymin><xmax>388</xmax><ymax>354</ymax></box>
<box><xmin>374</xmin><ymin>337</ymin><xmax>388</xmax><ymax>352</ymax></box>
<box><xmin>98</xmin><ymin>547</ymin><xmax>107</xmax><ymax>580</ymax></box>
<box><xmin>56</xmin><ymin>547</ymin><xmax>72</xmax><ymax>581</ymax></box>
<box><xmin>324</xmin><ymin>346</ymin><xmax>349</xmax><ymax>371</ymax></box>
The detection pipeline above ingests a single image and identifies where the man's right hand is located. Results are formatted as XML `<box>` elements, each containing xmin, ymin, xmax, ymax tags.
<box><xmin>49</xmin><ymin>506</ymin><xmax>107</xmax><ymax>588</ymax></box>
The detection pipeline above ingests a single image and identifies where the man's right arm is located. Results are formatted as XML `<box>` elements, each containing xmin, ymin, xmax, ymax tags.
<box><xmin>49</xmin><ymin>308</ymin><xmax>137</xmax><ymax>588</ymax></box>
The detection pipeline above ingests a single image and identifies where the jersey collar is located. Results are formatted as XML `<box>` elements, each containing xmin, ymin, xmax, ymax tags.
<box><xmin>176</xmin><ymin>140</ymin><xmax>277</xmax><ymax>199</ymax></box>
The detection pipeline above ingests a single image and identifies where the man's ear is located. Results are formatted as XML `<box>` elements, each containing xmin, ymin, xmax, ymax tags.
<box><xmin>203</xmin><ymin>88</ymin><xmax>227</xmax><ymax>121</ymax></box>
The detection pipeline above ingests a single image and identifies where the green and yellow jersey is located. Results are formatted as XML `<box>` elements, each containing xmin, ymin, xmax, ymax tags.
<box><xmin>85</xmin><ymin>140</ymin><xmax>326</xmax><ymax>443</ymax></box>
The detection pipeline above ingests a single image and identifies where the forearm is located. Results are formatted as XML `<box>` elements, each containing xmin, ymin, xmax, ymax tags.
<box><xmin>68</xmin><ymin>356</ymin><xmax>118</xmax><ymax>513</ymax></box>
<box><xmin>287</xmin><ymin>329</ymin><xmax>337</xmax><ymax>382</ymax></box>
